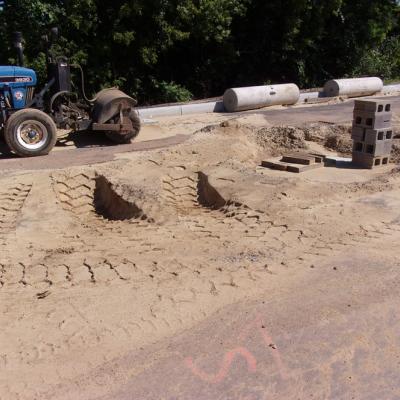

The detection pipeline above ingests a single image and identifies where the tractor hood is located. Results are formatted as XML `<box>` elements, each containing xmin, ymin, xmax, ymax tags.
<box><xmin>0</xmin><ymin>66</ymin><xmax>37</xmax><ymax>86</ymax></box>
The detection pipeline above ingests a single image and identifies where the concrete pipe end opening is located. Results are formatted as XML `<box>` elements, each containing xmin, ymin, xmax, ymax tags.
<box><xmin>223</xmin><ymin>89</ymin><xmax>240</xmax><ymax>112</ymax></box>
<box><xmin>323</xmin><ymin>80</ymin><xmax>341</xmax><ymax>97</ymax></box>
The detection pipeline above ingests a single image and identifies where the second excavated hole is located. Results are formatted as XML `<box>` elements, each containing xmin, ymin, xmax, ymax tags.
<box><xmin>94</xmin><ymin>175</ymin><xmax>149</xmax><ymax>221</ymax></box>
<box><xmin>197</xmin><ymin>172</ymin><xmax>227</xmax><ymax>209</ymax></box>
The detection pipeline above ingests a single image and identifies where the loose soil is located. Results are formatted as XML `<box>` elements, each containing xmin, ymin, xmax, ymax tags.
<box><xmin>1</xmin><ymin>105</ymin><xmax>400</xmax><ymax>399</ymax></box>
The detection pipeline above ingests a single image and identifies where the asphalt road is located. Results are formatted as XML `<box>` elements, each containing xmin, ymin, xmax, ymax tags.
<box><xmin>251</xmin><ymin>95</ymin><xmax>400</xmax><ymax>126</ymax></box>
<box><xmin>0</xmin><ymin>134</ymin><xmax>189</xmax><ymax>171</ymax></box>
<box><xmin>1</xmin><ymin>95</ymin><xmax>399</xmax><ymax>171</ymax></box>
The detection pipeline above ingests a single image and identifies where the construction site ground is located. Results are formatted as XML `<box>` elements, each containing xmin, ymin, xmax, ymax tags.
<box><xmin>1</xmin><ymin>95</ymin><xmax>400</xmax><ymax>399</ymax></box>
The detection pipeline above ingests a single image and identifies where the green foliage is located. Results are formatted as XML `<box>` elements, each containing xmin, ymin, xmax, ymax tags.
<box><xmin>352</xmin><ymin>36</ymin><xmax>400</xmax><ymax>80</ymax></box>
<box><xmin>0</xmin><ymin>0</ymin><xmax>399</xmax><ymax>103</ymax></box>
<box><xmin>151</xmin><ymin>80</ymin><xmax>193</xmax><ymax>103</ymax></box>
<box><xmin>230</xmin><ymin>0</ymin><xmax>399</xmax><ymax>87</ymax></box>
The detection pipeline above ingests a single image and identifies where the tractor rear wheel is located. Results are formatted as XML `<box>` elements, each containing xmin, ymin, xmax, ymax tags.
<box><xmin>4</xmin><ymin>109</ymin><xmax>57</xmax><ymax>157</ymax></box>
<box><xmin>105</xmin><ymin>110</ymin><xmax>141</xmax><ymax>144</ymax></box>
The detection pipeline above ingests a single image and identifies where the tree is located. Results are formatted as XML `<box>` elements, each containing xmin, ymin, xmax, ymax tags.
<box><xmin>230</xmin><ymin>0</ymin><xmax>399</xmax><ymax>88</ymax></box>
<box><xmin>0</xmin><ymin>0</ymin><xmax>399</xmax><ymax>103</ymax></box>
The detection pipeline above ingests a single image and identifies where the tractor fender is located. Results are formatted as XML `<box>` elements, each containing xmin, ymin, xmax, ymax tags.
<box><xmin>91</xmin><ymin>88</ymin><xmax>137</xmax><ymax>124</ymax></box>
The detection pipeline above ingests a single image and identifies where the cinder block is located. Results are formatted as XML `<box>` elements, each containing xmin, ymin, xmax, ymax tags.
<box><xmin>354</xmin><ymin>100</ymin><xmax>392</xmax><ymax>113</ymax></box>
<box><xmin>353</xmin><ymin>141</ymin><xmax>364</xmax><ymax>153</ymax></box>
<box><xmin>352</xmin><ymin>152</ymin><xmax>390</xmax><ymax>169</ymax></box>
<box><xmin>351</xmin><ymin>126</ymin><xmax>366</xmax><ymax>141</ymax></box>
<box><xmin>363</xmin><ymin>128</ymin><xmax>394</xmax><ymax>145</ymax></box>
<box><xmin>351</xmin><ymin>100</ymin><xmax>393</xmax><ymax>168</ymax></box>
<box><xmin>374</xmin><ymin>141</ymin><xmax>393</xmax><ymax>156</ymax></box>
<box><xmin>353</xmin><ymin>110</ymin><xmax>392</xmax><ymax>129</ymax></box>
<box><xmin>352</xmin><ymin>138</ymin><xmax>392</xmax><ymax>157</ymax></box>
<box><xmin>352</xmin><ymin>152</ymin><xmax>373</xmax><ymax>168</ymax></box>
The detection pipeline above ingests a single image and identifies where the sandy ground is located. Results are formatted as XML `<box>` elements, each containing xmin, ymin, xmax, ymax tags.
<box><xmin>1</xmin><ymin>97</ymin><xmax>400</xmax><ymax>399</ymax></box>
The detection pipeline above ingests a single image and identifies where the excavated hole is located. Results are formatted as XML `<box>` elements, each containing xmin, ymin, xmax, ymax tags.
<box><xmin>197</xmin><ymin>172</ymin><xmax>227</xmax><ymax>209</ymax></box>
<box><xmin>197</xmin><ymin>172</ymin><xmax>246</xmax><ymax>209</ymax></box>
<box><xmin>196</xmin><ymin>172</ymin><xmax>255</xmax><ymax>219</ymax></box>
<box><xmin>94</xmin><ymin>175</ymin><xmax>150</xmax><ymax>221</ymax></box>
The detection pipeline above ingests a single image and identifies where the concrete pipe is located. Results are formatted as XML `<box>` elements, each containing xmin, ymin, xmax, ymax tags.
<box><xmin>223</xmin><ymin>84</ymin><xmax>300</xmax><ymax>112</ymax></box>
<box><xmin>267</xmin><ymin>83</ymin><xmax>300</xmax><ymax>106</ymax></box>
<box><xmin>382</xmin><ymin>83</ymin><xmax>400</xmax><ymax>95</ymax></box>
<box><xmin>323</xmin><ymin>77</ymin><xmax>383</xmax><ymax>98</ymax></box>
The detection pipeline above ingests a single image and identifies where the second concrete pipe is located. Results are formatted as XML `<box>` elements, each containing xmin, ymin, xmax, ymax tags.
<box><xmin>323</xmin><ymin>77</ymin><xmax>383</xmax><ymax>97</ymax></box>
<box><xmin>223</xmin><ymin>83</ymin><xmax>300</xmax><ymax>112</ymax></box>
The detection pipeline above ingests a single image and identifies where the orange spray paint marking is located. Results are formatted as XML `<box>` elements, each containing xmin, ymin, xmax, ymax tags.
<box><xmin>185</xmin><ymin>312</ymin><xmax>289</xmax><ymax>383</ymax></box>
<box><xmin>185</xmin><ymin>347</ymin><xmax>257</xmax><ymax>384</ymax></box>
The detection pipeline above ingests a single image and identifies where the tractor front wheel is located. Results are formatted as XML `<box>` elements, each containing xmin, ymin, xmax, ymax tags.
<box><xmin>4</xmin><ymin>109</ymin><xmax>57</xmax><ymax>157</ymax></box>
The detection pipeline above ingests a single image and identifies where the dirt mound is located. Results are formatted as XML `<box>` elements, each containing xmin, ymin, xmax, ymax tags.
<box><xmin>254</xmin><ymin>125</ymin><xmax>308</xmax><ymax>155</ymax></box>
<box><xmin>190</xmin><ymin>116</ymin><xmax>356</xmax><ymax>160</ymax></box>
<box><xmin>391</xmin><ymin>113</ymin><xmax>400</xmax><ymax>135</ymax></box>
<box><xmin>302</xmin><ymin>123</ymin><xmax>352</xmax><ymax>154</ymax></box>
<box><xmin>391</xmin><ymin>140</ymin><xmax>400</xmax><ymax>163</ymax></box>
<box><xmin>191</xmin><ymin>121</ymin><xmax>309</xmax><ymax>161</ymax></box>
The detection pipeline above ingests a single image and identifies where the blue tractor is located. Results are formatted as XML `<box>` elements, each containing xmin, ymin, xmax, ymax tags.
<box><xmin>0</xmin><ymin>29</ymin><xmax>141</xmax><ymax>157</ymax></box>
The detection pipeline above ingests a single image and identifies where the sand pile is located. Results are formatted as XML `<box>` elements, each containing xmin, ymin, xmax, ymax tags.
<box><xmin>192</xmin><ymin>118</ymin><xmax>356</xmax><ymax>159</ymax></box>
<box><xmin>254</xmin><ymin>126</ymin><xmax>308</xmax><ymax>155</ymax></box>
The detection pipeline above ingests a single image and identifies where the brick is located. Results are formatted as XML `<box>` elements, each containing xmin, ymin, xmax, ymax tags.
<box><xmin>308</xmin><ymin>152</ymin><xmax>326</xmax><ymax>162</ymax></box>
<box><xmin>261</xmin><ymin>160</ymin><xmax>288</xmax><ymax>171</ymax></box>
<box><xmin>282</xmin><ymin>152</ymin><xmax>325</xmax><ymax>164</ymax></box>
<box><xmin>281</xmin><ymin>155</ymin><xmax>314</xmax><ymax>165</ymax></box>
<box><xmin>286</xmin><ymin>163</ymin><xmax>323</xmax><ymax>173</ymax></box>
<box><xmin>354</xmin><ymin>100</ymin><xmax>392</xmax><ymax>113</ymax></box>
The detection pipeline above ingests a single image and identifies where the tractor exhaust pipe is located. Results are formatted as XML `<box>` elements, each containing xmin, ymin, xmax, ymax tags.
<box><xmin>13</xmin><ymin>31</ymin><xmax>24</xmax><ymax>67</ymax></box>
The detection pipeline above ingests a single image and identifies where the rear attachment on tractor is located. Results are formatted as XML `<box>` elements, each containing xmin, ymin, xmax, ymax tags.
<box><xmin>91</xmin><ymin>89</ymin><xmax>141</xmax><ymax>144</ymax></box>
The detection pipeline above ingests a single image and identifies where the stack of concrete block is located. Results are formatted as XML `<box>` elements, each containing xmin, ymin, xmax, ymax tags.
<box><xmin>352</xmin><ymin>100</ymin><xmax>393</xmax><ymax>168</ymax></box>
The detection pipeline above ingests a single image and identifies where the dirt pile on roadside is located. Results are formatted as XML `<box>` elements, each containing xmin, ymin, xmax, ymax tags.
<box><xmin>302</xmin><ymin>123</ymin><xmax>352</xmax><ymax>154</ymax></box>
<box><xmin>193</xmin><ymin>118</ymin><xmax>354</xmax><ymax>158</ymax></box>
<box><xmin>254</xmin><ymin>126</ymin><xmax>308</xmax><ymax>155</ymax></box>
<box><xmin>390</xmin><ymin>140</ymin><xmax>400</xmax><ymax>163</ymax></box>
<box><xmin>192</xmin><ymin>119</ymin><xmax>308</xmax><ymax>160</ymax></box>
